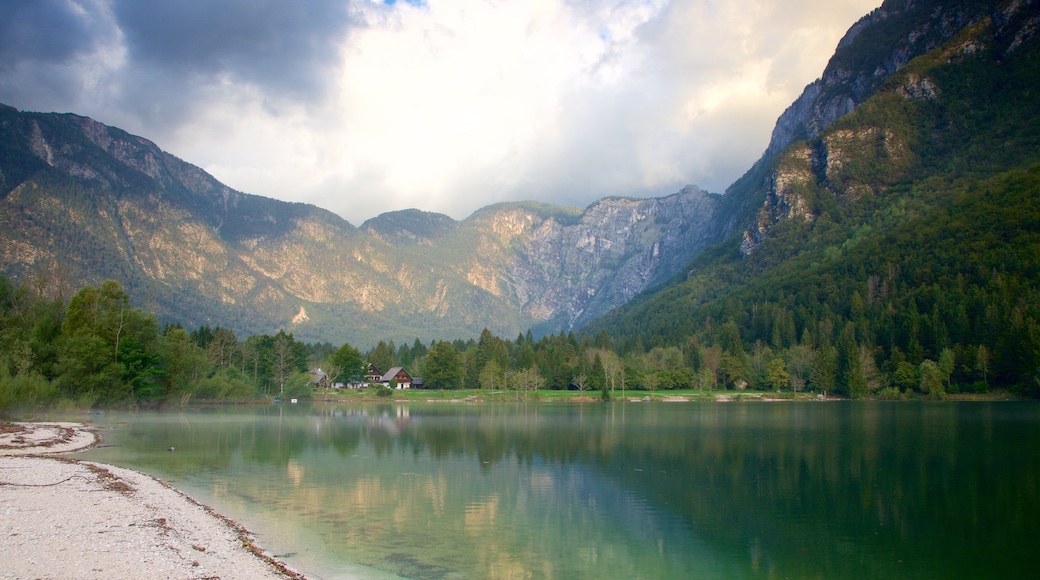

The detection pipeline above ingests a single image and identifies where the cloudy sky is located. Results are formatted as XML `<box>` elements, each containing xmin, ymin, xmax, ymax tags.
<box><xmin>0</xmin><ymin>0</ymin><xmax>879</xmax><ymax>224</ymax></box>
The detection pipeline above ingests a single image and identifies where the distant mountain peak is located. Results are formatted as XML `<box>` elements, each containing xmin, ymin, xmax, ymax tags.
<box><xmin>361</xmin><ymin>209</ymin><xmax>457</xmax><ymax>245</ymax></box>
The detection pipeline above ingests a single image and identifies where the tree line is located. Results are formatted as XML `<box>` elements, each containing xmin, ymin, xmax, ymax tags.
<box><xmin>0</xmin><ymin>276</ymin><xmax>354</xmax><ymax>409</ymax></box>
<box><xmin>2</xmin><ymin>256</ymin><xmax>1036</xmax><ymax>413</ymax></box>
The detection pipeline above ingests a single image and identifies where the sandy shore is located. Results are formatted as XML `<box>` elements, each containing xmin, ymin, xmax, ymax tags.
<box><xmin>0</xmin><ymin>422</ymin><xmax>302</xmax><ymax>579</ymax></box>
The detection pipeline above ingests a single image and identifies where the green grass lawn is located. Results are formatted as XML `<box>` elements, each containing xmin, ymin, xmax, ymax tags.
<box><xmin>308</xmin><ymin>387</ymin><xmax>823</xmax><ymax>403</ymax></box>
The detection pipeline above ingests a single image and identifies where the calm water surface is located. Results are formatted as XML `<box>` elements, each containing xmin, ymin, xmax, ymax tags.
<box><xmin>78</xmin><ymin>402</ymin><xmax>1040</xmax><ymax>579</ymax></box>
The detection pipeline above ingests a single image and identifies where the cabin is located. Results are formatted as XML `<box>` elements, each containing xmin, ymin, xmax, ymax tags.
<box><xmin>364</xmin><ymin>363</ymin><xmax>383</xmax><ymax>384</ymax></box>
<box><xmin>309</xmin><ymin>368</ymin><xmax>330</xmax><ymax>389</ymax></box>
<box><xmin>380</xmin><ymin>367</ymin><xmax>414</xmax><ymax>389</ymax></box>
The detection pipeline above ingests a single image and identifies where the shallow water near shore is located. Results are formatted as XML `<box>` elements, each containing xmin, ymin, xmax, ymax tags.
<box><xmin>76</xmin><ymin>401</ymin><xmax>1040</xmax><ymax>579</ymax></box>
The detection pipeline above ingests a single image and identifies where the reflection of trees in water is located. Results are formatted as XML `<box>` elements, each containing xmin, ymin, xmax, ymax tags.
<box><xmin>386</xmin><ymin>403</ymin><xmax>1040</xmax><ymax>578</ymax></box>
<box><xmin>116</xmin><ymin>403</ymin><xmax>1040</xmax><ymax>578</ymax></box>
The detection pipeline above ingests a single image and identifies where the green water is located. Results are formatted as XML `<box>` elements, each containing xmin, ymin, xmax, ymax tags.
<box><xmin>78</xmin><ymin>402</ymin><xmax>1040</xmax><ymax>579</ymax></box>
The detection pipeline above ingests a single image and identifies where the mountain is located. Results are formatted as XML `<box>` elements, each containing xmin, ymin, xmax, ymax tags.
<box><xmin>587</xmin><ymin>0</ymin><xmax>1040</xmax><ymax>392</ymax></box>
<box><xmin>0</xmin><ymin>106</ymin><xmax>722</xmax><ymax>347</ymax></box>
<box><xmin>5</xmin><ymin>0</ymin><xmax>1037</xmax><ymax>392</ymax></box>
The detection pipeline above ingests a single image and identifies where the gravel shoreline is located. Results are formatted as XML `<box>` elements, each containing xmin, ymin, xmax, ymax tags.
<box><xmin>0</xmin><ymin>422</ymin><xmax>303</xmax><ymax>580</ymax></box>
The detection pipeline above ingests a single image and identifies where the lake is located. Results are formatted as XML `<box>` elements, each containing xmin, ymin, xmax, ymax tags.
<box><xmin>78</xmin><ymin>401</ymin><xmax>1040</xmax><ymax>579</ymax></box>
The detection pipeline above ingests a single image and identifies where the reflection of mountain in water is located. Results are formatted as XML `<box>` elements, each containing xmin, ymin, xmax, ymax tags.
<box><xmin>95</xmin><ymin>404</ymin><xmax>1040</xmax><ymax>579</ymax></box>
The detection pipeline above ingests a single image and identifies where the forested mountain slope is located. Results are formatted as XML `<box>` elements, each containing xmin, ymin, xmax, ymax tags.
<box><xmin>589</xmin><ymin>0</ymin><xmax>1040</xmax><ymax>394</ymax></box>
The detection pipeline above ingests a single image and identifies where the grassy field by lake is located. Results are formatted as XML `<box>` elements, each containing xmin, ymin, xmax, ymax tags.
<box><xmin>305</xmin><ymin>387</ymin><xmax>1018</xmax><ymax>404</ymax></box>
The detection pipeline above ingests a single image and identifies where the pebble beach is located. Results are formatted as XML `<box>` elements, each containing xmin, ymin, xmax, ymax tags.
<box><xmin>0</xmin><ymin>422</ymin><xmax>301</xmax><ymax>579</ymax></box>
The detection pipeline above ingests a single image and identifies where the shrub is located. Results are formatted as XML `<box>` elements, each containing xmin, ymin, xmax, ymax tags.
<box><xmin>877</xmin><ymin>387</ymin><xmax>903</xmax><ymax>400</ymax></box>
<box><xmin>0</xmin><ymin>367</ymin><xmax>59</xmax><ymax>411</ymax></box>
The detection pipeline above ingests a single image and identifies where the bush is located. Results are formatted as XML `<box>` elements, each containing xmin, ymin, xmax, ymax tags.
<box><xmin>963</xmin><ymin>381</ymin><xmax>989</xmax><ymax>394</ymax></box>
<box><xmin>0</xmin><ymin>365</ymin><xmax>59</xmax><ymax>411</ymax></box>
<box><xmin>282</xmin><ymin>372</ymin><xmax>315</xmax><ymax>400</ymax></box>
<box><xmin>877</xmin><ymin>387</ymin><xmax>904</xmax><ymax>400</ymax></box>
<box><xmin>194</xmin><ymin>368</ymin><xmax>257</xmax><ymax>401</ymax></box>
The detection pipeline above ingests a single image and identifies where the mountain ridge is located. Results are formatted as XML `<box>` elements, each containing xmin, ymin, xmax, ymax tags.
<box><xmin>0</xmin><ymin>105</ymin><xmax>723</xmax><ymax>347</ymax></box>
<box><xmin>4</xmin><ymin>0</ymin><xmax>1036</xmax><ymax>366</ymax></box>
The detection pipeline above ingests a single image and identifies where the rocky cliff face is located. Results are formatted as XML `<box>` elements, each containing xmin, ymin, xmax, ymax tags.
<box><xmin>469</xmin><ymin>188</ymin><xmax>721</xmax><ymax>331</ymax></box>
<box><xmin>740</xmin><ymin>0</ymin><xmax>1025</xmax><ymax>255</ymax></box>
<box><xmin>765</xmin><ymin>0</ymin><xmax>997</xmax><ymax>160</ymax></box>
<box><xmin>0</xmin><ymin>105</ymin><xmax>722</xmax><ymax>345</ymax></box>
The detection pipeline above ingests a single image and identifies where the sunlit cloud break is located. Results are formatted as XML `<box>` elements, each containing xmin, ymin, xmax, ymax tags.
<box><xmin>0</xmin><ymin>0</ymin><xmax>880</xmax><ymax>224</ymax></box>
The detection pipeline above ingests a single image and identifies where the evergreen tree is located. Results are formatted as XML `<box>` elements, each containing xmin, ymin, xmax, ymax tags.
<box><xmin>369</xmin><ymin>340</ymin><xmax>395</xmax><ymax>372</ymax></box>
<box><xmin>424</xmin><ymin>341</ymin><xmax>464</xmax><ymax>389</ymax></box>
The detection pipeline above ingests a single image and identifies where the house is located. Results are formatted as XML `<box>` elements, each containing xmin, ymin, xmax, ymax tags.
<box><xmin>380</xmin><ymin>367</ymin><xmax>414</xmax><ymax>389</ymax></box>
<box><xmin>309</xmin><ymin>368</ymin><xmax>329</xmax><ymax>389</ymax></box>
<box><xmin>364</xmin><ymin>363</ymin><xmax>383</xmax><ymax>384</ymax></box>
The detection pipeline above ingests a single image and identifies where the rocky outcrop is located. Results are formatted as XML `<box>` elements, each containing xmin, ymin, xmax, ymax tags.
<box><xmin>764</xmin><ymin>0</ymin><xmax>997</xmax><ymax>160</ymax></box>
<box><xmin>481</xmin><ymin>187</ymin><xmax>721</xmax><ymax>330</ymax></box>
<box><xmin>741</xmin><ymin>0</ymin><xmax>1009</xmax><ymax>255</ymax></box>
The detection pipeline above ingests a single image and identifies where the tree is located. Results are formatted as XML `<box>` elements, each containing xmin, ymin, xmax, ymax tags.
<box><xmin>810</xmin><ymin>345</ymin><xmax>837</xmax><ymax>397</ymax></box>
<box><xmin>369</xmin><ymin>340</ymin><xmax>395</xmax><ymax>372</ymax></box>
<box><xmin>837</xmin><ymin>323</ymin><xmax>866</xmax><ymax>398</ymax></box>
<box><xmin>767</xmin><ymin>358</ymin><xmax>790</xmax><ymax>393</ymax></box>
<box><xmin>975</xmin><ymin>345</ymin><xmax>990</xmax><ymax>388</ymax></box>
<box><xmin>283</xmin><ymin>371</ymin><xmax>315</xmax><ymax>399</ymax></box>
<box><xmin>938</xmin><ymin>348</ymin><xmax>956</xmax><ymax>391</ymax></box>
<box><xmin>719</xmin><ymin>321</ymin><xmax>745</xmax><ymax>359</ymax></box>
<box><xmin>512</xmin><ymin>366</ymin><xmax>544</xmax><ymax>401</ymax></box>
<box><xmin>920</xmin><ymin>359</ymin><xmax>946</xmax><ymax>399</ymax></box>
<box><xmin>893</xmin><ymin>361</ymin><xmax>919</xmax><ymax>393</ymax></box>
<box><xmin>207</xmin><ymin>327</ymin><xmax>238</xmax><ymax>369</ymax></box>
<box><xmin>478</xmin><ymin>360</ymin><xmax>503</xmax><ymax>391</ymax></box>
<box><xmin>785</xmin><ymin>345</ymin><xmax>814</xmax><ymax>392</ymax></box>
<box><xmin>572</xmin><ymin>371</ymin><xmax>590</xmax><ymax>393</ymax></box>
<box><xmin>317</xmin><ymin>364</ymin><xmax>338</xmax><ymax>402</ymax></box>
<box><xmin>642</xmin><ymin>370</ymin><xmax>661</xmax><ymax>396</ymax></box>
<box><xmin>160</xmin><ymin>327</ymin><xmax>210</xmax><ymax>406</ymax></box>
<box><xmin>270</xmin><ymin>331</ymin><xmax>306</xmax><ymax>395</ymax></box>
<box><xmin>859</xmin><ymin>345</ymin><xmax>883</xmax><ymax>394</ymax></box>
<box><xmin>56</xmin><ymin>280</ymin><xmax>161</xmax><ymax>406</ymax></box>
<box><xmin>330</xmin><ymin>342</ymin><xmax>365</xmax><ymax>385</ymax></box>
<box><xmin>242</xmin><ymin>335</ymin><xmax>265</xmax><ymax>386</ymax></box>
<box><xmin>749</xmin><ymin>342</ymin><xmax>773</xmax><ymax>389</ymax></box>
<box><xmin>596</xmin><ymin>349</ymin><xmax>622</xmax><ymax>396</ymax></box>
<box><xmin>423</xmin><ymin>341</ymin><xmax>463</xmax><ymax>389</ymax></box>
<box><xmin>410</xmin><ymin>338</ymin><xmax>428</xmax><ymax>362</ymax></box>
<box><xmin>719</xmin><ymin>353</ymin><xmax>750</xmax><ymax>390</ymax></box>
<box><xmin>476</xmin><ymin>328</ymin><xmax>510</xmax><ymax>376</ymax></box>
<box><xmin>702</xmin><ymin>346</ymin><xmax>723</xmax><ymax>391</ymax></box>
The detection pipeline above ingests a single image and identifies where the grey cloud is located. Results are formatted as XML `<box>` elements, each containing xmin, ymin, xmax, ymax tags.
<box><xmin>0</xmin><ymin>0</ymin><xmax>359</xmax><ymax>125</ymax></box>
<box><xmin>0</xmin><ymin>0</ymin><xmax>121</xmax><ymax>114</ymax></box>
<box><xmin>109</xmin><ymin>0</ymin><xmax>357</xmax><ymax>100</ymax></box>
<box><xmin>0</xmin><ymin>0</ymin><xmax>100</xmax><ymax>65</ymax></box>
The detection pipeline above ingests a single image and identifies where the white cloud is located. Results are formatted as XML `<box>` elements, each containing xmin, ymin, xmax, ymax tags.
<box><xmin>0</xmin><ymin>0</ymin><xmax>881</xmax><ymax>225</ymax></box>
